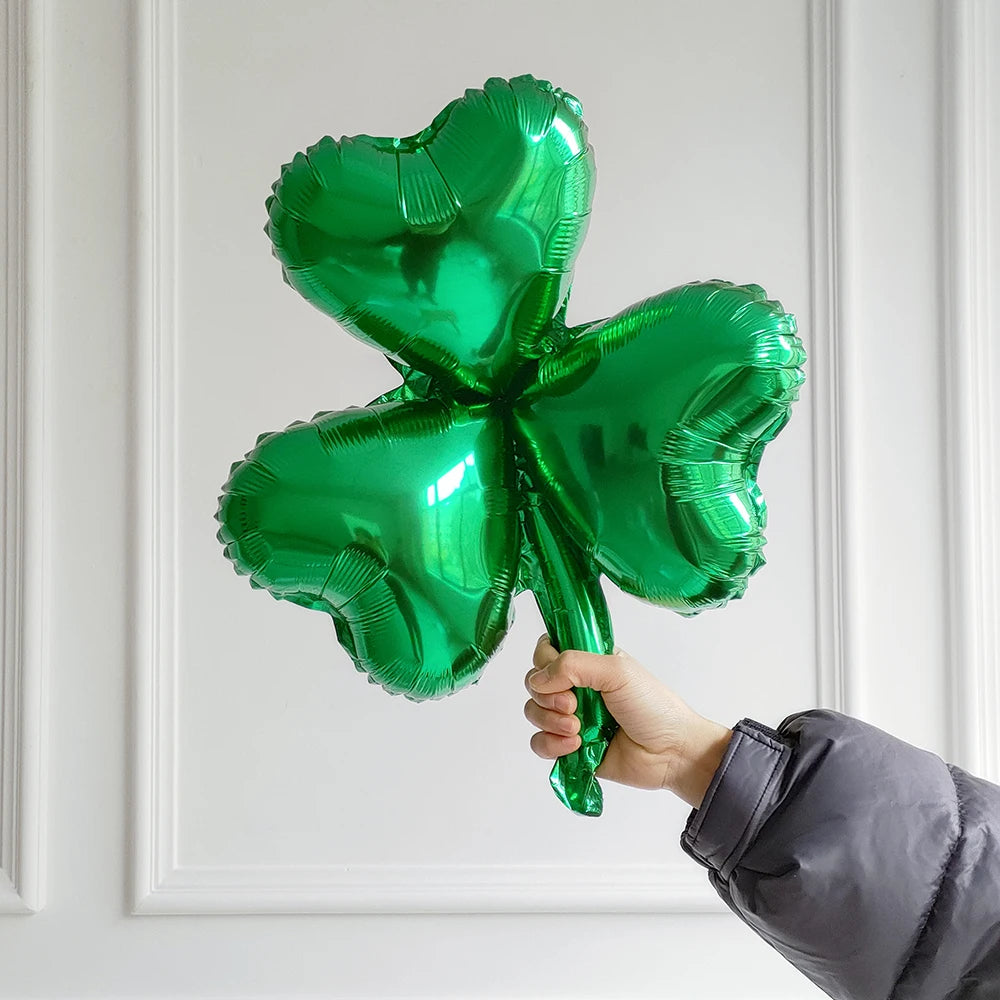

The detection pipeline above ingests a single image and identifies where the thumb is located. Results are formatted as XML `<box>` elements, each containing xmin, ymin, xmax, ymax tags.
<box><xmin>528</xmin><ymin>648</ymin><xmax>631</xmax><ymax>696</ymax></box>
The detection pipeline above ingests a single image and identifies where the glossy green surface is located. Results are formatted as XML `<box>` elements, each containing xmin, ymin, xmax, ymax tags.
<box><xmin>218</xmin><ymin>76</ymin><xmax>805</xmax><ymax>816</ymax></box>
<box><xmin>266</xmin><ymin>75</ymin><xmax>593</xmax><ymax>396</ymax></box>
<box><xmin>518</xmin><ymin>283</ymin><xmax>806</xmax><ymax>612</ymax></box>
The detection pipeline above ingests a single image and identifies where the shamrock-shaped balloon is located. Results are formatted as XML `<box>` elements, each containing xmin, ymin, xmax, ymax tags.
<box><xmin>217</xmin><ymin>75</ymin><xmax>806</xmax><ymax>816</ymax></box>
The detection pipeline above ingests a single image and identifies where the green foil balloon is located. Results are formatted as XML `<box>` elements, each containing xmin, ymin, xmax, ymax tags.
<box><xmin>217</xmin><ymin>75</ymin><xmax>806</xmax><ymax>817</ymax></box>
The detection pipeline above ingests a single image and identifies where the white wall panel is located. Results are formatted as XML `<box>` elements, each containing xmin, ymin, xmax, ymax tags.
<box><xmin>0</xmin><ymin>0</ymin><xmax>45</xmax><ymax>915</ymax></box>
<box><xmin>828</xmin><ymin>0</ymin><xmax>952</xmax><ymax>750</ymax></box>
<box><xmin>942</xmin><ymin>0</ymin><xmax>1000</xmax><ymax>785</ymax></box>
<box><xmin>0</xmin><ymin>0</ymin><xmax>992</xmax><ymax>997</ymax></box>
<box><xmin>132</xmin><ymin>0</ymin><xmax>830</xmax><ymax>919</ymax></box>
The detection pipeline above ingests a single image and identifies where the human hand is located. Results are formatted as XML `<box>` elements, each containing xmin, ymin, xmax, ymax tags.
<box><xmin>524</xmin><ymin>636</ymin><xmax>733</xmax><ymax>809</ymax></box>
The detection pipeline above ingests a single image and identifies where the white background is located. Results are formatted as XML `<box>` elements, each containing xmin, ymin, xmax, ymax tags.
<box><xmin>1</xmin><ymin>0</ymin><xmax>998</xmax><ymax>997</ymax></box>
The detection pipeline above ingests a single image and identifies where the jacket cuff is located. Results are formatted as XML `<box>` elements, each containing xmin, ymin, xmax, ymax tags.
<box><xmin>680</xmin><ymin>718</ymin><xmax>793</xmax><ymax>881</ymax></box>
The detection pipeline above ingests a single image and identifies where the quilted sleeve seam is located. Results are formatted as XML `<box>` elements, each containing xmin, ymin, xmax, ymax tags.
<box><xmin>886</xmin><ymin>764</ymin><xmax>966</xmax><ymax>1000</ymax></box>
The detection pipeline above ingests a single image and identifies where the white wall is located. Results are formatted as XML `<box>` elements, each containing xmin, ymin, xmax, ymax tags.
<box><xmin>1</xmin><ymin>0</ymin><xmax>997</xmax><ymax>996</ymax></box>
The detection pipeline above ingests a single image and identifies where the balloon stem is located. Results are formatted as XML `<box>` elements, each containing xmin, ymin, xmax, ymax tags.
<box><xmin>520</xmin><ymin>499</ymin><xmax>618</xmax><ymax>817</ymax></box>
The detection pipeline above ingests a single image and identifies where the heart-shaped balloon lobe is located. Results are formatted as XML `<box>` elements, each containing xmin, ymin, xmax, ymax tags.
<box><xmin>217</xmin><ymin>400</ymin><xmax>520</xmax><ymax>699</ymax></box>
<box><xmin>266</xmin><ymin>76</ymin><xmax>595</xmax><ymax>395</ymax></box>
<box><xmin>515</xmin><ymin>282</ymin><xmax>806</xmax><ymax>613</ymax></box>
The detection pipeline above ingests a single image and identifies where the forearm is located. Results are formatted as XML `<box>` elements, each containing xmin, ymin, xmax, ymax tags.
<box><xmin>663</xmin><ymin>714</ymin><xmax>733</xmax><ymax>809</ymax></box>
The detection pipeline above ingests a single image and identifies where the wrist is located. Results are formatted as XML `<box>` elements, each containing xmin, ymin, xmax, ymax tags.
<box><xmin>663</xmin><ymin>714</ymin><xmax>733</xmax><ymax>809</ymax></box>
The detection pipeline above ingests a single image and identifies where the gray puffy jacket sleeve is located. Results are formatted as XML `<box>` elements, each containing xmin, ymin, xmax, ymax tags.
<box><xmin>680</xmin><ymin>709</ymin><xmax>1000</xmax><ymax>999</ymax></box>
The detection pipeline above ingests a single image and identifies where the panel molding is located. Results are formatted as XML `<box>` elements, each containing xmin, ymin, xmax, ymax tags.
<box><xmin>942</xmin><ymin>0</ymin><xmax>1000</xmax><ymax>784</ymax></box>
<box><xmin>131</xmin><ymin>0</ymin><xmax>180</xmax><ymax>912</ymax></box>
<box><xmin>809</xmin><ymin>0</ymin><xmax>854</xmax><ymax>715</ymax></box>
<box><xmin>134</xmin><ymin>862</ymin><xmax>722</xmax><ymax>916</ymax></box>
<box><xmin>132</xmin><ymin>0</ymin><xmax>843</xmax><ymax>914</ymax></box>
<box><xmin>0</xmin><ymin>0</ymin><xmax>46</xmax><ymax>914</ymax></box>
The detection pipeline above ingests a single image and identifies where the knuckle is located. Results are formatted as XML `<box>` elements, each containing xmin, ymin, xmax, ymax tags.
<box><xmin>555</xmin><ymin>650</ymin><xmax>577</xmax><ymax>678</ymax></box>
<box><xmin>530</xmin><ymin>729</ymin><xmax>580</xmax><ymax>761</ymax></box>
<box><xmin>559</xmin><ymin>691</ymin><xmax>578</xmax><ymax>714</ymax></box>
<box><xmin>611</xmin><ymin>653</ymin><xmax>636</xmax><ymax>689</ymax></box>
